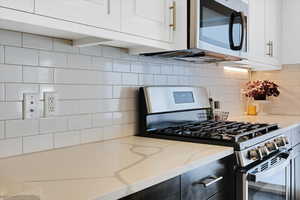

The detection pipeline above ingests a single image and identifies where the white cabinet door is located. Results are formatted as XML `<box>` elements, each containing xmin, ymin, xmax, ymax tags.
<box><xmin>282</xmin><ymin>0</ymin><xmax>300</xmax><ymax>64</ymax></box>
<box><xmin>121</xmin><ymin>0</ymin><xmax>174</xmax><ymax>42</ymax></box>
<box><xmin>248</xmin><ymin>0</ymin><xmax>281</xmax><ymax>66</ymax></box>
<box><xmin>35</xmin><ymin>0</ymin><xmax>121</xmax><ymax>31</ymax></box>
<box><xmin>248</xmin><ymin>0</ymin><xmax>266</xmax><ymax>61</ymax></box>
<box><xmin>265</xmin><ymin>0</ymin><xmax>281</xmax><ymax>64</ymax></box>
<box><xmin>0</xmin><ymin>0</ymin><xmax>34</xmax><ymax>12</ymax></box>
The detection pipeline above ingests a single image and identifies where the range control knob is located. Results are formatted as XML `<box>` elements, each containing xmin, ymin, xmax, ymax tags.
<box><xmin>283</xmin><ymin>136</ymin><xmax>289</xmax><ymax>145</ymax></box>
<box><xmin>258</xmin><ymin>146</ymin><xmax>270</xmax><ymax>157</ymax></box>
<box><xmin>265</xmin><ymin>141</ymin><xmax>278</xmax><ymax>152</ymax></box>
<box><xmin>248</xmin><ymin>148</ymin><xmax>262</xmax><ymax>161</ymax></box>
<box><xmin>274</xmin><ymin>137</ymin><xmax>289</xmax><ymax>147</ymax></box>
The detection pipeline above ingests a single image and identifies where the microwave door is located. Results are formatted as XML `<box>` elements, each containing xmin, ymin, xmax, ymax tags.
<box><xmin>196</xmin><ymin>0</ymin><xmax>241</xmax><ymax>57</ymax></box>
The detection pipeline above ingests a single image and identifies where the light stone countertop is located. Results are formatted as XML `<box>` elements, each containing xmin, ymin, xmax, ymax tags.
<box><xmin>0</xmin><ymin>136</ymin><xmax>233</xmax><ymax>200</ymax></box>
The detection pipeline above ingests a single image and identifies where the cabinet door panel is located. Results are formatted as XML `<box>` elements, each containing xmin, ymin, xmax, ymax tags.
<box><xmin>265</xmin><ymin>0</ymin><xmax>281</xmax><ymax>63</ymax></box>
<box><xmin>0</xmin><ymin>0</ymin><xmax>34</xmax><ymax>12</ymax></box>
<box><xmin>248</xmin><ymin>0</ymin><xmax>266</xmax><ymax>60</ymax></box>
<box><xmin>121</xmin><ymin>0</ymin><xmax>172</xmax><ymax>42</ymax></box>
<box><xmin>35</xmin><ymin>0</ymin><xmax>121</xmax><ymax>31</ymax></box>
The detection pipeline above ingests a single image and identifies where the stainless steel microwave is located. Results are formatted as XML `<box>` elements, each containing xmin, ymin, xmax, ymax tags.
<box><xmin>143</xmin><ymin>0</ymin><xmax>248</xmax><ymax>63</ymax></box>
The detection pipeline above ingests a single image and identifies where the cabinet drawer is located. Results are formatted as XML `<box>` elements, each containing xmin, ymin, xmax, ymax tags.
<box><xmin>181</xmin><ymin>156</ymin><xmax>234</xmax><ymax>200</ymax></box>
<box><xmin>120</xmin><ymin>176</ymin><xmax>180</xmax><ymax>200</ymax></box>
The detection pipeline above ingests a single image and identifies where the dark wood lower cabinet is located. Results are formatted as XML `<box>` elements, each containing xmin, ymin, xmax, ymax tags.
<box><xmin>120</xmin><ymin>155</ymin><xmax>234</xmax><ymax>200</ymax></box>
<box><xmin>120</xmin><ymin>177</ymin><xmax>180</xmax><ymax>200</ymax></box>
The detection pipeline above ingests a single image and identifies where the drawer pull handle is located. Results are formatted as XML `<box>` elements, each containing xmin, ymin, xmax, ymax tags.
<box><xmin>195</xmin><ymin>176</ymin><xmax>223</xmax><ymax>187</ymax></box>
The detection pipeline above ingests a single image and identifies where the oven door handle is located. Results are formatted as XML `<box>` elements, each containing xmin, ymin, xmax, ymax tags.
<box><xmin>247</xmin><ymin>151</ymin><xmax>291</xmax><ymax>183</ymax></box>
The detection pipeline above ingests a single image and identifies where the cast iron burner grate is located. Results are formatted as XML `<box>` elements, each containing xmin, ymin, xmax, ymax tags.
<box><xmin>148</xmin><ymin>120</ymin><xmax>279</xmax><ymax>143</ymax></box>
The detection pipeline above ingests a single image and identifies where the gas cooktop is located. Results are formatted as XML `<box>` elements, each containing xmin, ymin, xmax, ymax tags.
<box><xmin>149</xmin><ymin>120</ymin><xmax>279</xmax><ymax>143</ymax></box>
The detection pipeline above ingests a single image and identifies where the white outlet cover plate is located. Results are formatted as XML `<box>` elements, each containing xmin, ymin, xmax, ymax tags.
<box><xmin>23</xmin><ymin>93</ymin><xmax>39</xmax><ymax>119</ymax></box>
<box><xmin>44</xmin><ymin>92</ymin><xmax>58</xmax><ymax>117</ymax></box>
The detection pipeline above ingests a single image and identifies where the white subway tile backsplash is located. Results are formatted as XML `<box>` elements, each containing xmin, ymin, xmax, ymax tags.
<box><xmin>0</xmin><ymin>84</ymin><xmax>4</xmax><ymax>101</ymax></box>
<box><xmin>0</xmin><ymin>121</ymin><xmax>4</xmax><ymax>139</ymax></box>
<box><xmin>23</xmin><ymin>66</ymin><xmax>54</xmax><ymax>83</ymax></box>
<box><xmin>0</xmin><ymin>45</ymin><xmax>4</xmax><ymax>63</ymax></box>
<box><xmin>5</xmin><ymin>84</ymin><xmax>39</xmax><ymax>101</ymax></box>
<box><xmin>167</xmin><ymin>76</ymin><xmax>179</xmax><ymax>85</ymax></box>
<box><xmin>103</xmin><ymin>125</ymin><xmax>123</xmax><ymax>140</ymax></box>
<box><xmin>67</xmin><ymin>54</ymin><xmax>92</xmax><ymax>68</ymax></box>
<box><xmin>113</xmin><ymin>86</ymin><xmax>137</xmax><ymax>99</ymax></box>
<box><xmin>131</xmin><ymin>62</ymin><xmax>144</xmax><ymax>73</ymax></box>
<box><xmin>22</xmin><ymin>33</ymin><xmax>53</xmax><ymax>50</ymax></box>
<box><xmin>161</xmin><ymin>64</ymin><xmax>173</xmax><ymax>75</ymax></box>
<box><xmin>154</xmin><ymin>75</ymin><xmax>168</xmax><ymax>85</ymax></box>
<box><xmin>23</xmin><ymin>134</ymin><xmax>53</xmax><ymax>153</ymax></box>
<box><xmin>54</xmin><ymin>131</ymin><xmax>80</xmax><ymax>148</ymax></box>
<box><xmin>5</xmin><ymin>46</ymin><xmax>39</xmax><ymax>66</ymax></box>
<box><xmin>113</xmin><ymin>111</ymin><xmax>135</xmax><ymax>125</ymax></box>
<box><xmin>0</xmin><ymin>137</ymin><xmax>22</xmax><ymax>158</ymax></box>
<box><xmin>57</xmin><ymin>100</ymin><xmax>80</xmax><ymax>115</ymax></box>
<box><xmin>69</xmin><ymin>115</ymin><xmax>92</xmax><ymax>130</ymax></box>
<box><xmin>92</xmin><ymin>112</ymin><xmax>113</xmax><ymax>127</ymax></box>
<box><xmin>40</xmin><ymin>117</ymin><xmax>68</xmax><ymax>134</ymax></box>
<box><xmin>0</xmin><ymin>64</ymin><xmax>22</xmax><ymax>82</ymax></box>
<box><xmin>101</xmin><ymin>46</ymin><xmax>121</xmax><ymax>58</ymax></box>
<box><xmin>139</xmin><ymin>74</ymin><xmax>154</xmax><ymax>85</ymax></box>
<box><xmin>79</xmin><ymin>46</ymin><xmax>102</xmax><ymax>56</ymax></box>
<box><xmin>113</xmin><ymin>61</ymin><xmax>131</xmax><ymax>72</ymax></box>
<box><xmin>6</xmin><ymin>119</ymin><xmax>39</xmax><ymax>138</ymax></box>
<box><xmin>54</xmin><ymin>68</ymin><xmax>100</xmax><ymax>84</ymax></box>
<box><xmin>53</xmin><ymin>38</ymin><xmax>79</xmax><ymax>53</ymax></box>
<box><xmin>39</xmin><ymin>51</ymin><xmax>67</xmax><ymax>67</ymax></box>
<box><xmin>91</xmin><ymin>57</ymin><xmax>113</xmax><ymax>71</ymax></box>
<box><xmin>0</xmin><ymin>29</ymin><xmax>22</xmax><ymax>46</ymax></box>
<box><xmin>0</xmin><ymin>29</ymin><xmax>247</xmax><ymax>157</ymax></box>
<box><xmin>122</xmin><ymin>73</ymin><xmax>138</xmax><ymax>85</ymax></box>
<box><xmin>80</xmin><ymin>128</ymin><xmax>103</xmax><ymax>144</ymax></box>
<box><xmin>101</xmin><ymin>72</ymin><xmax>122</xmax><ymax>85</ymax></box>
<box><xmin>0</xmin><ymin>102</ymin><xmax>22</xmax><ymax>120</ymax></box>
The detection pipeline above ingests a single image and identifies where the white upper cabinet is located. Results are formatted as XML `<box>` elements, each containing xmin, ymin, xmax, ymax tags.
<box><xmin>35</xmin><ymin>0</ymin><xmax>121</xmax><ymax>31</ymax></box>
<box><xmin>248</xmin><ymin>0</ymin><xmax>282</xmax><ymax>66</ymax></box>
<box><xmin>0</xmin><ymin>0</ymin><xmax>34</xmax><ymax>12</ymax></box>
<box><xmin>282</xmin><ymin>0</ymin><xmax>300</xmax><ymax>64</ymax></box>
<box><xmin>121</xmin><ymin>0</ymin><xmax>174</xmax><ymax>42</ymax></box>
<box><xmin>265</xmin><ymin>0</ymin><xmax>281</xmax><ymax>64</ymax></box>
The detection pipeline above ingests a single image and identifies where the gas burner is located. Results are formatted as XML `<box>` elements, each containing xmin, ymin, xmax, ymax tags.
<box><xmin>151</xmin><ymin>120</ymin><xmax>279</xmax><ymax>144</ymax></box>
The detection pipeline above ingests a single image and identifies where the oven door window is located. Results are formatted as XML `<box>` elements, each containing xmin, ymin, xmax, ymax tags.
<box><xmin>199</xmin><ymin>0</ymin><xmax>243</xmax><ymax>51</ymax></box>
<box><xmin>248</xmin><ymin>166</ymin><xmax>289</xmax><ymax>200</ymax></box>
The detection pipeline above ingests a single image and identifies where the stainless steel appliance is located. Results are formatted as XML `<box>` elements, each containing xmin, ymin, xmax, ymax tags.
<box><xmin>142</xmin><ymin>0</ymin><xmax>248</xmax><ymax>63</ymax></box>
<box><xmin>138</xmin><ymin>86</ymin><xmax>293</xmax><ymax>200</ymax></box>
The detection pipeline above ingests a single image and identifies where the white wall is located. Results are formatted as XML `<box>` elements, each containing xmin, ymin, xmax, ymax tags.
<box><xmin>0</xmin><ymin>29</ymin><xmax>248</xmax><ymax>158</ymax></box>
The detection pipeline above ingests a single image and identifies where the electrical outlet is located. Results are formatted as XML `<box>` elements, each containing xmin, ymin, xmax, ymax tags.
<box><xmin>23</xmin><ymin>93</ymin><xmax>39</xmax><ymax>119</ymax></box>
<box><xmin>44</xmin><ymin>92</ymin><xmax>58</xmax><ymax>117</ymax></box>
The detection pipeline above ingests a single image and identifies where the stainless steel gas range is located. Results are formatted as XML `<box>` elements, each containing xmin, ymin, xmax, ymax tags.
<box><xmin>138</xmin><ymin>86</ymin><xmax>293</xmax><ymax>200</ymax></box>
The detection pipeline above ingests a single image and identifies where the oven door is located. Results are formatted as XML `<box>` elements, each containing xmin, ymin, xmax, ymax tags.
<box><xmin>237</xmin><ymin>150</ymin><xmax>292</xmax><ymax>200</ymax></box>
<box><xmin>190</xmin><ymin>0</ymin><xmax>248</xmax><ymax>57</ymax></box>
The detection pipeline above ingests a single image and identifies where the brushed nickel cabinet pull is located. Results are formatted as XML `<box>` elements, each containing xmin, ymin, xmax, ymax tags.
<box><xmin>194</xmin><ymin>176</ymin><xmax>224</xmax><ymax>187</ymax></box>
<box><xmin>107</xmin><ymin>0</ymin><xmax>111</xmax><ymax>14</ymax></box>
<box><xmin>270</xmin><ymin>41</ymin><xmax>274</xmax><ymax>57</ymax></box>
<box><xmin>266</xmin><ymin>41</ymin><xmax>272</xmax><ymax>57</ymax></box>
<box><xmin>169</xmin><ymin>1</ymin><xmax>176</xmax><ymax>31</ymax></box>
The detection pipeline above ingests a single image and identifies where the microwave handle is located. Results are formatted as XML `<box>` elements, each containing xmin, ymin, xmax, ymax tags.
<box><xmin>229</xmin><ymin>11</ymin><xmax>245</xmax><ymax>51</ymax></box>
<box><xmin>247</xmin><ymin>151</ymin><xmax>291</xmax><ymax>183</ymax></box>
